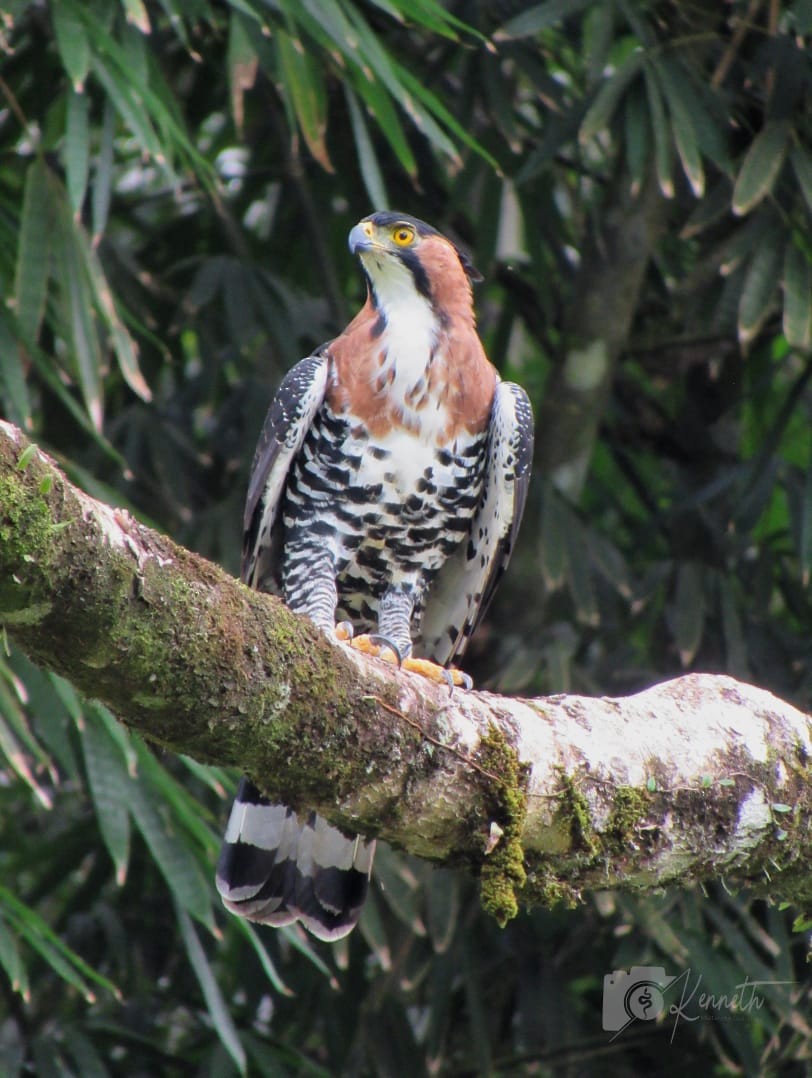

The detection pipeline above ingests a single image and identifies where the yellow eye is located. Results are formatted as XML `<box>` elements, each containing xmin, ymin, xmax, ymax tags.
<box><xmin>392</xmin><ymin>225</ymin><xmax>415</xmax><ymax>247</ymax></box>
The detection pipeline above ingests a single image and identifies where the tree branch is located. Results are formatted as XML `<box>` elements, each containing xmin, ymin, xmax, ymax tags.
<box><xmin>2</xmin><ymin>419</ymin><xmax>811</xmax><ymax>923</ymax></box>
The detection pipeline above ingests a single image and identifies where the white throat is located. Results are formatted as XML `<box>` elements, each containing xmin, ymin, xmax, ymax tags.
<box><xmin>362</xmin><ymin>251</ymin><xmax>438</xmax><ymax>400</ymax></box>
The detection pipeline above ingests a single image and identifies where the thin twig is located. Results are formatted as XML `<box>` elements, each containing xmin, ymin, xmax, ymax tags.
<box><xmin>362</xmin><ymin>695</ymin><xmax>504</xmax><ymax>784</ymax></box>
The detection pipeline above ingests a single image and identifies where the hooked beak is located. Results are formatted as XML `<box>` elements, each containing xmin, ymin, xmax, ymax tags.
<box><xmin>348</xmin><ymin>220</ymin><xmax>376</xmax><ymax>255</ymax></box>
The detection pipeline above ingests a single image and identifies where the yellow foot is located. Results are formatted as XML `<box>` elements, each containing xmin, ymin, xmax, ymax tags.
<box><xmin>335</xmin><ymin>627</ymin><xmax>472</xmax><ymax>690</ymax></box>
<box><xmin>402</xmin><ymin>657</ymin><xmax>473</xmax><ymax>690</ymax></box>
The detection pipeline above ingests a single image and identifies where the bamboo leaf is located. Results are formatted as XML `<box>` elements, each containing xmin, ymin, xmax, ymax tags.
<box><xmin>275</xmin><ymin>29</ymin><xmax>332</xmax><ymax>172</ymax></box>
<box><xmin>624</xmin><ymin>82</ymin><xmax>649</xmax><ymax>195</ymax></box>
<box><xmin>732</xmin><ymin>121</ymin><xmax>791</xmax><ymax>216</ymax></box>
<box><xmin>62</xmin><ymin>1029</ymin><xmax>110</xmax><ymax>1078</ymax></box>
<box><xmin>0</xmin><ymin>912</ymin><xmax>30</xmax><ymax>1002</ymax></box>
<box><xmin>539</xmin><ymin>485</ymin><xmax>568</xmax><ymax>590</ymax></box>
<box><xmin>799</xmin><ymin>450</ymin><xmax>812</xmax><ymax>588</ymax></box>
<box><xmin>790</xmin><ymin>143</ymin><xmax>812</xmax><ymax>215</ymax></box>
<box><xmin>0</xmin><ymin>690</ymin><xmax>53</xmax><ymax>808</ymax></box>
<box><xmin>783</xmin><ymin>242</ymin><xmax>812</xmax><ymax>351</ymax></box>
<box><xmin>122</xmin><ymin>0</ymin><xmax>152</xmax><ymax>33</ymax></box>
<box><xmin>643</xmin><ymin>63</ymin><xmax>673</xmax><ymax>197</ymax></box>
<box><xmin>178</xmin><ymin>908</ymin><xmax>247</xmax><ymax>1075</ymax></box>
<box><xmin>227</xmin><ymin>11</ymin><xmax>259</xmax><ymax>134</ymax></box>
<box><xmin>90</xmin><ymin>55</ymin><xmax>165</xmax><ymax>166</ymax></box>
<box><xmin>0</xmin><ymin>885</ymin><xmax>120</xmax><ymax>1003</ymax></box>
<box><xmin>65</xmin><ymin>88</ymin><xmax>90</xmax><ymax>217</ymax></box>
<box><xmin>738</xmin><ymin>226</ymin><xmax>783</xmax><ymax>348</ymax></box>
<box><xmin>495</xmin><ymin>0</ymin><xmax>596</xmax><ymax>39</ymax></box>
<box><xmin>52</xmin><ymin>0</ymin><xmax>91</xmax><ymax>91</ymax></box>
<box><xmin>77</xmin><ymin>230</ymin><xmax>152</xmax><ymax>401</ymax></box>
<box><xmin>0</xmin><ymin>304</ymin><xmax>32</xmax><ymax>430</ymax></box>
<box><xmin>80</xmin><ymin>711</ymin><xmax>132</xmax><ymax>885</ymax></box>
<box><xmin>123</xmin><ymin>767</ymin><xmax>214</xmax><ymax>928</ymax></box>
<box><xmin>344</xmin><ymin>85</ymin><xmax>388</xmax><ymax>209</ymax></box>
<box><xmin>565</xmin><ymin>516</ymin><xmax>599</xmax><ymax>627</ymax></box>
<box><xmin>53</xmin><ymin>192</ymin><xmax>104</xmax><ymax>431</ymax></box>
<box><xmin>132</xmin><ymin>738</ymin><xmax>219</xmax><ymax>855</ymax></box>
<box><xmin>349</xmin><ymin>69</ymin><xmax>417</xmax><ymax>177</ymax></box>
<box><xmin>579</xmin><ymin>50</ymin><xmax>644</xmax><ymax>144</ymax></box>
<box><xmin>15</xmin><ymin>157</ymin><xmax>52</xmax><ymax>344</ymax></box>
<box><xmin>233</xmin><ymin>920</ymin><xmax>295</xmax><ymax>997</ymax></box>
<box><xmin>672</xmin><ymin>561</ymin><xmax>705</xmax><ymax>667</ymax></box>
<box><xmin>91</xmin><ymin>97</ymin><xmax>116</xmax><ymax>242</ymax></box>
<box><xmin>656</xmin><ymin>60</ymin><xmax>704</xmax><ymax>196</ymax></box>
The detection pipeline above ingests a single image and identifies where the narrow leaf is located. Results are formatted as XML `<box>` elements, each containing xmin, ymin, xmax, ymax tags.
<box><xmin>233</xmin><ymin>920</ymin><xmax>294</xmax><ymax>997</ymax></box>
<box><xmin>124</xmin><ymin>770</ymin><xmax>214</xmax><ymax>927</ymax></box>
<box><xmin>732</xmin><ymin>120</ymin><xmax>790</xmax><ymax>216</ymax></box>
<box><xmin>349</xmin><ymin>70</ymin><xmax>417</xmax><ymax>177</ymax></box>
<box><xmin>0</xmin><ymin>697</ymin><xmax>52</xmax><ymax>808</ymax></box>
<box><xmin>344</xmin><ymin>85</ymin><xmax>388</xmax><ymax>209</ymax></box>
<box><xmin>65</xmin><ymin>89</ymin><xmax>90</xmax><ymax>217</ymax></box>
<box><xmin>579</xmin><ymin>50</ymin><xmax>644</xmax><ymax>144</ymax></box>
<box><xmin>50</xmin><ymin>179</ymin><xmax>104</xmax><ymax>429</ymax></box>
<box><xmin>52</xmin><ymin>1</ymin><xmax>91</xmax><ymax>90</ymax></box>
<box><xmin>92</xmin><ymin>98</ymin><xmax>116</xmax><ymax>242</ymax></box>
<box><xmin>656</xmin><ymin>61</ymin><xmax>705</xmax><ymax>196</ymax></box>
<box><xmin>0</xmin><ymin>306</ymin><xmax>32</xmax><ymax>429</ymax></box>
<box><xmin>790</xmin><ymin>144</ymin><xmax>812</xmax><ymax>215</ymax></box>
<box><xmin>178</xmin><ymin>909</ymin><xmax>247</xmax><ymax>1075</ymax></box>
<box><xmin>495</xmin><ymin>0</ymin><xmax>596</xmax><ymax>39</ymax></box>
<box><xmin>783</xmin><ymin>242</ymin><xmax>812</xmax><ymax>351</ymax></box>
<box><xmin>227</xmin><ymin>12</ymin><xmax>259</xmax><ymax>134</ymax></box>
<box><xmin>623</xmin><ymin>82</ymin><xmax>649</xmax><ymax>195</ymax></box>
<box><xmin>78</xmin><ymin>232</ymin><xmax>152</xmax><ymax>401</ymax></box>
<box><xmin>275</xmin><ymin>30</ymin><xmax>332</xmax><ymax>171</ymax></box>
<box><xmin>643</xmin><ymin>63</ymin><xmax>673</xmax><ymax>197</ymax></box>
<box><xmin>799</xmin><ymin>449</ymin><xmax>812</xmax><ymax>587</ymax></box>
<box><xmin>0</xmin><ymin>885</ymin><xmax>120</xmax><ymax>1002</ymax></box>
<box><xmin>672</xmin><ymin>561</ymin><xmax>705</xmax><ymax>666</ymax></box>
<box><xmin>15</xmin><ymin>157</ymin><xmax>52</xmax><ymax>343</ymax></box>
<box><xmin>122</xmin><ymin>0</ymin><xmax>151</xmax><ymax>32</ymax></box>
<box><xmin>62</xmin><ymin>1030</ymin><xmax>110</xmax><ymax>1078</ymax></box>
<box><xmin>80</xmin><ymin>712</ymin><xmax>131</xmax><ymax>885</ymax></box>
<box><xmin>738</xmin><ymin>228</ymin><xmax>783</xmax><ymax>348</ymax></box>
<box><xmin>0</xmin><ymin>913</ymin><xmax>30</xmax><ymax>1001</ymax></box>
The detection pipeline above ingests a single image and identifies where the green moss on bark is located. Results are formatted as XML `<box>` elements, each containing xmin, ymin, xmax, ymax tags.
<box><xmin>477</xmin><ymin>723</ymin><xmax>529</xmax><ymax>927</ymax></box>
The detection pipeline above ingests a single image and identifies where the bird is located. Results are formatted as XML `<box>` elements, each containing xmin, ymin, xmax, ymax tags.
<box><xmin>216</xmin><ymin>211</ymin><xmax>534</xmax><ymax>941</ymax></box>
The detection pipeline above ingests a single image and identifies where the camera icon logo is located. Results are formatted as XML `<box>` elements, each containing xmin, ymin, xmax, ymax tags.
<box><xmin>602</xmin><ymin>967</ymin><xmax>675</xmax><ymax>1032</ymax></box>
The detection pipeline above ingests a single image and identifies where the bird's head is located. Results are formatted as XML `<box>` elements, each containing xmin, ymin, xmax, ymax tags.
<box><xmin>348</xmin><ymin>212</ymin><xmax>481</xmax><ymax>323</ymax></box>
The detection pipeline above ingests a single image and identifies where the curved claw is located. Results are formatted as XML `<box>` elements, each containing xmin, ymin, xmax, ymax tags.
<box><xmin>334</xmin><ymin>621</ymin><xmax>354</xmax><ymax>642</ymax></box>
<box><xmin>366</xmin><ymin>634</ymin><xmax>406</xmax><ymax>666</ymax></box>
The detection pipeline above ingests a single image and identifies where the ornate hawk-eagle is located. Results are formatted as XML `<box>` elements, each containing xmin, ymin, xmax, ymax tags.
<box><xmin>217</xmin><ymin>212</ymin><xmax>534</xmax><ymax>940</ymax></box>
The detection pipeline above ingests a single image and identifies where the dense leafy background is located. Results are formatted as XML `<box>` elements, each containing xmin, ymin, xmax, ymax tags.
<box><xmin>1</xmin><ymin>0</ymin><xmax>812</xmax><ymax>1074</ymax></box>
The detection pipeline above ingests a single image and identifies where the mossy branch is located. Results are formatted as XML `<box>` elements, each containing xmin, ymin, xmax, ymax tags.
<box><xmin>2</xmin><ymin>419</ymin><xmax>812</xmax><ymax>919</ymax></box>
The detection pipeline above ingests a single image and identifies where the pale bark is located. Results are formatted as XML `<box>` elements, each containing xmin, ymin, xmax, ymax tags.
<box><xmin>2</xmin><ymin>419</ymin><xmax>811</xmax><ymax>918</ymax></box>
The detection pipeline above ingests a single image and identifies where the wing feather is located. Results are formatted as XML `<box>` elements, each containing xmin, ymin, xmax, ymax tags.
<box><xmin>241</xmin><ymin>351</ymin><xmax>330</xmax><ymax>590</ymax></box>
<box><xmin>420</xmin><ymin>380</ymin><xmax>534</xmax><ymax>665</ymax></box>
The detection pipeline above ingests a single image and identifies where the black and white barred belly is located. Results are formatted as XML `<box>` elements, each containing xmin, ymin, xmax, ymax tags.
<box><xmin>281</xmin><ymin>405</ymin><xmax>488</xmax><ymax>629</ymax></box>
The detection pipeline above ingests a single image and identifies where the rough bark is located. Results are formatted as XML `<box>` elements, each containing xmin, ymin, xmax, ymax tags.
<box><xmin>2</xmin><ymin>419</ymin><xmax>811</xmax><ymax>923</ymax></box>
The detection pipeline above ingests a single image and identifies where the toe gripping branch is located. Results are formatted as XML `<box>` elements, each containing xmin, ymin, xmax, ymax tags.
<box><xmin>334</xmin><ymin>625</ymin><xmax>472</xmax><ymax>691</ymax></box>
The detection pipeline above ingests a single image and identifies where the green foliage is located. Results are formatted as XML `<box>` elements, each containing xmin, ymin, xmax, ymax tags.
<box><xmin>1</xmin><ymin>0</ymin><xmax>811</xmax><ymax>1073</ymax></box>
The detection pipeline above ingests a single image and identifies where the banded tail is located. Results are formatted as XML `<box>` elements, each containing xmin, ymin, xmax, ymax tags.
<box><xmin>216</xmin><ymin>779</ymin><xmax>375</xmax><ymax>941</ymax></box>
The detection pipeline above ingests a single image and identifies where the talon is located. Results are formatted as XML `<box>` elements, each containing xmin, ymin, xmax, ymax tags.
<box><xmin>348</xmin><ymin>633</ymin><xmax>403</xmax><ymax>665</ymax></box>
<box><xmin>334</xmin><ymin>621</ymin><xmax>354</xmax><ymax>642</ymax></box>
<box><xmin>367</xmin><ymin>634</ymin><xmax>404</xmax><ymax>666</ymax></box>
